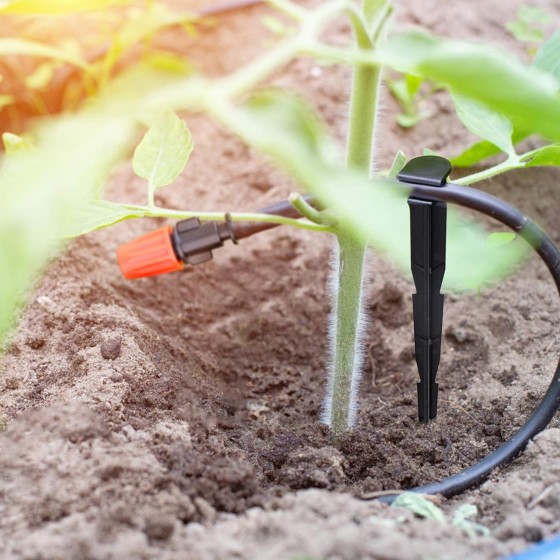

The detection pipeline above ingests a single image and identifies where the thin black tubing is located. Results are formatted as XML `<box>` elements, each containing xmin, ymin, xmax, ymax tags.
<box><xmin>247</xmin><ymin>182</ymin><xmax>560</xmax><ymax>500</ymax></box>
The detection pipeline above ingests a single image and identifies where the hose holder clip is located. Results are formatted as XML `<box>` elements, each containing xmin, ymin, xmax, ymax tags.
<box><xmin>397</xmin><ymin>156</ymin><xmax>452</xmax><ymax>423</ymax></box>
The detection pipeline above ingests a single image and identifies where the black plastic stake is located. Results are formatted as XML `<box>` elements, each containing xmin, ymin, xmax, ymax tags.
<box><xmin>397</xmin><ymin>156</ymin><xmax>452</xmax><ymax>423</ymax></box>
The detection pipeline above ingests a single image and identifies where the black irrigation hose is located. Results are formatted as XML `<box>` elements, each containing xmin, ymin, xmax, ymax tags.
<box><xmin>245</xmin><ymin>182</ymin><xmax>560</xmax><ymax>500</ymax></box>
<box><xmin>379</xmin><ymin>181</ymin><xmax>560</xmax><ymax>502</ymax></box>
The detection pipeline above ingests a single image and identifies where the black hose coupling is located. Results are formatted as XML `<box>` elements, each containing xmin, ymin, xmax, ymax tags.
<box><xmin>171</xmin><ymin>214</ymin><xmax>238</xmax><ymax>266</ymax></box>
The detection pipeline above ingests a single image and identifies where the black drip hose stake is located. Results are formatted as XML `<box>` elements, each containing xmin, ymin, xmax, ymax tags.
<box><xmin>398</xmin><ymin>156</ymin><xmax>452</xmax><ymax>423</ymax></box>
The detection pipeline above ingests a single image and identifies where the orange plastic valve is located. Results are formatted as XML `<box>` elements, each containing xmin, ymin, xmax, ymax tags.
<box><xmin>117</xmin><ymin>226</ymin><xmax>184</xmax><ymax>280</ymax></box>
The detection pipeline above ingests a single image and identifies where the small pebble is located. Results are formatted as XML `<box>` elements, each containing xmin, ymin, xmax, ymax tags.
<box><xmin>100</xmin><ymin>338</ymin><xmax>121</xmax><ymax>360</ymax></box>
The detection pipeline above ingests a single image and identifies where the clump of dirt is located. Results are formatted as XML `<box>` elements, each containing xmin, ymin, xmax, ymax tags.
<box><xmin>1</xmin><ymin>0</ymin><xmax>560</xmax><ymax>558</ymax></box>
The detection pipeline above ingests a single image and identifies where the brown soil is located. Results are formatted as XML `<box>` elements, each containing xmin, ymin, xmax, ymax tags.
<box><xmin>1</xmin><ymin>1</ymin><xmax>560</xmax><ymax>559</ymax></box>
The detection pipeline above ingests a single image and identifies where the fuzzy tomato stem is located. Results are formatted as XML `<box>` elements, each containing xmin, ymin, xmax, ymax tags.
<box><xmin>325</xmin><ymin>0</ymin><xmax>387</xmax><ymax>437</ymax></box>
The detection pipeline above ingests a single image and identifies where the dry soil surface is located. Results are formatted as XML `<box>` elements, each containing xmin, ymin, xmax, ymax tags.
<box><xmin>1</xmin><ymin>1</ymin><xmax>560</xmax><ymax>559</ymax></box>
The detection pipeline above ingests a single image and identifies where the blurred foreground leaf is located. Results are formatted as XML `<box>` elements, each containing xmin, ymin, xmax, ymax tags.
<box><xmin>0</xmin><ymin>112</ymin><xmax>135</xmax><ymax>344</ymax></box>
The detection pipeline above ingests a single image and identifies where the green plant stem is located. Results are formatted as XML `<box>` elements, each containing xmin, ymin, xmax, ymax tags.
<box><xmin>454</xmin><ymin>156</ymin><xmax>523</xmax><ymax>185</ymax></box>
<box><xmin>122</xmin><ymin>203</ymin><xmax>334</xmax><ymax>232</ymax></box>
<box><xmin>329</xmin><ymin>231</ymin><xmax>368</xmax><ymax>436</ymax></box>
<box><xmin>327</xmin><ymin>0</ymin><xmax>386</xmax><ymax>438</ymax></box>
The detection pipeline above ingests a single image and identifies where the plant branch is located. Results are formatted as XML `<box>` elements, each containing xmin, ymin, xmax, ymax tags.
<box><xmin>454</xmin><ymin>156</ymin><xmax>524</xmax><ymax>185</ymax></box>
<box><xmin>217</xmin><ymin>1</ymin><xmax>350</xmax><ymax>99</ymax></box>
<box><xmin>289</xmin><ymin>192</ymin><xmax>338</xmax><ymax>225</ymax></box>
<box><xmin>121</xmin><ymin>203</ymin><xmax>335</xmax><ymax>232</ymax></box>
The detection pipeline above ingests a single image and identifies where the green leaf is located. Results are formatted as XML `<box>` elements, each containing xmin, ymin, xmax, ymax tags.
<box><xmin>0</xmin><ymin>38</ymin><xmax>88</xmax><ymax>68</ymax></box>
<box><xmin>132</xmin><ymin>107</ymin><xmax>193</xmax><ymax>206</ymax></box>
<box><xmin>0</xmin><ymin>0</ymin><xmax>132</xmax><ymax>14</ymax></box>
<box><xmin>451</xmin><ymin>28</ymin><xmax>559</xmax><ymax>168</ymax></box>
<box><xmin>452</xmin><ymin>94</ymin><xmax>515</xmax><ymax>157</ymax></box>
<box><xmin>506</xmin><ymin>21</ymin><xmax>545</xmax><ymax>44</ymax></box>
<box><xmin>451</xmin><ymin>130</ymin><xmax>529</xmax><ymax>168</ymax></box>
<box><xmin>63</xmin><ymin>200</ymin><xmax>147</xmax><ymax>238</ymax></box>
<box><xmin>388</xmin><ymin>150</ymin><xmax>407</xmax><ymax>178</ymax></box>
<box><xmin>521</xmin><ymin>144</ymin><xmax>560</xmax><ymax>166</ymax></box>
<box><xmin>387</xmin><ymin>77</ymin><xmax>411</xmax><ymax>107</ymax></box>
<box><xmin>445</xmin><ymin>213</ymin><xmax>529</xmax><ymax>291</ymax></box>
<box><xmin>396</xmin><ymin>112</ymin><xmax>428</xmax><ymax>128</ymax></box>
<box><xmin>451</xmin><ymin>140</ymin><xmax>504</xmax><ymax>167</ymax></box>
<box><xmin>2</xmin><ymin>132</ymin><xmax>35</xmax><ymax>155</ymax></box>
<box><xmin>486</xmin><ymin>232</ymin><xmax>518</xmax><ymax>248</ymax></box>
<box><xmin>392</xmin><ymin>493</ymin><xmax>446</xmax><ymax>524</ymax></box>
<box><xmin>387</xmin><ymin>73</ymin><xmax>428</xmax><ymax>129</ymax></box>
<box><xmin>534</xmin><ymin>30</ymin><xmax>560</xmax><ymax>83</ymax></box>
<box><xmin>506</xmin><ymin>6</ymin><xmax>549</xmax><ymax>45</ymax></box>
<box><xmin>405</xmin><ymin>73</ymin><xmax>425</xmax><ymax>97</ymax></box>
<box><xmin>377</xmin><ymin>31</ymin><xmax>560</xmax><ymax>142</ymax></box>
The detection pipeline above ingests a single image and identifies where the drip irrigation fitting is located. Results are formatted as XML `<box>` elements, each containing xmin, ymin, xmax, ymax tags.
<box><xmin>117</xmin><ymin>157</ymin><xmax>560</xmax><ymax>501</ymax></box>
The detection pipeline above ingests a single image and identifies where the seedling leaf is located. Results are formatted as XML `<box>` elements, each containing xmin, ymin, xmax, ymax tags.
<box><xmin>132</xmin><ymin>107</ymin><xmax>193</xmax><ymax>206</ymax></box>
<box><xmin>534</xmin><ymin>30</ymin><xmax>560</xmax><ymax>83</ymax></box>
<box><xmin>506</xmin><ymin>6</ymin><xmax>549</xmax><ymax>45</ymax></box>
<box><xmin>506</xmin><ymin>21</ymin><xmax>544</xmax><ymax>44</ymax></box>
<box><xmin>453</xmin><ymin>504</ymin><xmax>491</xmax><ymax>538</ymax></box>
<box><xmin>522</xmin><ymin>144</ymin><xmax>560</xmax><ymax>167</ymax></box>
<box><xmin>388</xmin><ymin>150</ymin><xmax>407</xmax><ymax>178</ymax></box>
<box><xmin>392</xmin><ymin>493</ymin><xmax>446</xmax><ymax>524</ymax></box>
<box><xmin>387</xmin><ymin>73</ymin><xmax>428</xmax><ymax>129</ymax></box>
<box><xmin>64</xmin><ymin>201</ymin><xmax>148</xmax><ymax>238</ymax></box>
<box><xmin>396</xmin><ymin>112</ymin><xmax>428</xmax><ymax>128</ymax></box>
